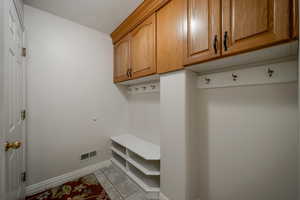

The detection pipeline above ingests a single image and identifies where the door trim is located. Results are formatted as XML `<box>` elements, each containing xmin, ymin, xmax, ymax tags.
<box><xmin>0</xmin><ymin>0</ymin><xmax>5</xmax><ymax>198</ymax></box>
<box><xmin>3</xmin><ymin>0</ymin><xmax>25</xmax><ymax>199</ymax></box>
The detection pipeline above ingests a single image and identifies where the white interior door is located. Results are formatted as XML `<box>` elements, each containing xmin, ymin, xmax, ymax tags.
<box><xmin>3</xmin><ymin>0</ymin><xmax>26</xmax><ymax>199</ymax></box>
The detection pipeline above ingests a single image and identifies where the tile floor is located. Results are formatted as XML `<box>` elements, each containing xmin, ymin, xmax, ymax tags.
<box><xmin>95</xmin><ymin>164</ymin><xmax>148</xmax><ymax>200</ymax></box>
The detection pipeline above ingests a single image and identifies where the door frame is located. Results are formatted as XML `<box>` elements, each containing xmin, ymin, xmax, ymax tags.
<box><xmin>20</xmin><ymin>28</ymin><xmax>27</xmax><ymax>197</ymax></box>
<box><xmin>0</xmin><ymin>0</ymin><xmax>6</xmax><ymax>198</ymax></box>
<box><xmin>1</xmin><ymin>0</ymin><xmax>26</xmax><ymax>199</ymax></box>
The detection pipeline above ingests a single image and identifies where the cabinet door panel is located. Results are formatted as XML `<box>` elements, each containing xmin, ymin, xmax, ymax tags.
<box><xmin>157</xmin><ymin>0</ymin><xmax>185</xmax><ymax>74</ymax></box>
<box><xmin>114</xmin><ymin>35</ymin><xmax>131</xmax><ymax>82</ymax></box>
<box><xmin>233</xmin><ymin>0</ymin><xmax>268</xmax><ymax>41</ymax></box>
<box><xmin>131</xmin><ymin>14</ymin><xmax>156</xmax><ymax>78</ymax></box>
<box><xmin>222</xmin><ymin>0</ymin><xmax>290</xmax><ymax>56</ymax></box>
<box><xmin>184</xmin><ymin>0</ymin><xmax>221</xmax><ymax>65</ymax></box>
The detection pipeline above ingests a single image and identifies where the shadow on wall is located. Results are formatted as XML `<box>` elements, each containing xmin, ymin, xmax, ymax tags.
<box><xmin>116</xmin><ymin>84</ymin><xmax>130</xmax><ymax>100</ymax></box>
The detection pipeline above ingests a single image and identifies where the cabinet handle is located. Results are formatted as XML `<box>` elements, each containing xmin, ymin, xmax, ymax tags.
<box><xmin>128</xmin><ymin>69</ymin><xmax>132</xmax><ymax>78</ymax></box>
<box><xmin>224</xmin><ymin>31</ymin><xmax>228</xmax><ymax>51</ymax></box>
<box><xmin>213</xmin><ymin>35</ymin><xmax>218</xmax><ymax>54</ymax></box>
<box><xmin>127</xmin><ymin>69</ymin><xmax>130</xmax><ymax>78</ymax></box>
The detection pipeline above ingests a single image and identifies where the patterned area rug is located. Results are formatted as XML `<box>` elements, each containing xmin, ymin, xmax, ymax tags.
<box><xmin>26</xmin><ymin>174</ymin><xmax>111</xmax><ymax>200</ymax></box>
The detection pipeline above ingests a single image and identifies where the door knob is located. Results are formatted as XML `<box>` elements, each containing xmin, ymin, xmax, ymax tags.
<box><xmin>5</xmin><ymin>141</ymin><xmax>22</xmax><ymax>152</ymax></box>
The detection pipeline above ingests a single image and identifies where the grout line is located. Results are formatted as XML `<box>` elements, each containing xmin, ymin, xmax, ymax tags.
<box><xmin>101</xmin><ymin>169</ymin><xmax>125</xmax><ymax>200</ymax></box>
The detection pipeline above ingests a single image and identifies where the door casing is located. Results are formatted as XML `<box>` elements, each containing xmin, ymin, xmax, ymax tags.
<box><xmin>0</xmin><ymin>0</ymin><xmax>6</xmax><ymax>199</ymax></box>
<box><xmin>2</xmin><ymin>0</ymin><xmax>26</xmax><ymax>199</ymax></box>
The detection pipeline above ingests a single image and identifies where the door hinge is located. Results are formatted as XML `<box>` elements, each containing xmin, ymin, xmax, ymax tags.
<box><xmin>21</xmin><ymin>172</ymin><xmax>27</xmax><ymax>182</ymax></box>
<box><xmin>21</xmin><ymin>110</ymin><xmax>26</xmax><ymax>121</ymax></box>
<box><xmin>22</xmin><ymin>48</ymin><xmax>26</xmax><ymax>57</ymax></box>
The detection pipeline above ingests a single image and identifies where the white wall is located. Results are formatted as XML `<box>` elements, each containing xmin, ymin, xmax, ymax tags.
<box><xmin>24</xmin><ymin>5</ymin><xmax>129</xmax><ymax>185</ymax></box>
<box><xmin>160</xmin><ymin>70</ymin><xmax>198</xmax><ymax>200</ymax></box>
<box><xmin>128</xmin><ymin>92</ymin><xmax>160</xmax><ymax>145</ymax></box>
<box><xmin>197</xmin><ymin>83</ymin><xmax>298</xmax><ymax>200</ymax></box>
<box><xmin>160</xmin><ymin>71</ymin><xmax>188</xmax><ymax>200</ymax></box>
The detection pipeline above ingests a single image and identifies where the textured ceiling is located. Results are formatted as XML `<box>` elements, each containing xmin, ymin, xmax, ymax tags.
<box><xmin>24</xmin><ymin>0</ymin><xmax>143</xmax><ymax>34</ymax></box>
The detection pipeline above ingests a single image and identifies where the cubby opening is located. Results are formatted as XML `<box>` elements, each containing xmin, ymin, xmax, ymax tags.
<box><xmin>111</xmin><ymin>141</ymin><xmax>126</xmax><ymax>154</ymax></box>
<box><xmin>112</xmin><ymin>151</ymin><xmax>126</xmax><ymax>168</ymax></box>
<box><xmin>128</xmin><ymin>163</ymin><xmax>160</xmax><ymax>189</ymax></box>
<box><xmin>128</xmin><ymin>150</ymin><xmax>160</xmax><ymax>172</ymax></box>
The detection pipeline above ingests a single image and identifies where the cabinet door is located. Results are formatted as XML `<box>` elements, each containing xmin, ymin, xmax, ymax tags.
<box><xmin>157</xmin><ymin>0</ymin><xmax>185</xmax><ymax>73</ymax></box>
<box><xmin>184</xmin><ymin>0</ymin><xmax>221</xmax><ymax>65</ymax></box>
<box><xmin>222</xmin><ymin>0</ymin><xmax>290</xmax><ymax>56</ymax></box>
<box><xmin>114</xmin><ymin>35</ymin><xmax>131</xmax><ymax>83</ymax></box>
<box><xmin>131</xmin><ymin>14</ymin><xmax>156</xmax><ymax>79</ymax></box>
<box><xmin>292</xmin><ymin>0</ymin><xmax>299</xmax><ymax>39</ymax></box>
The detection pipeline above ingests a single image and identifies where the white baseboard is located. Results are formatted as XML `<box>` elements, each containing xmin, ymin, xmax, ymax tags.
<box><xmin>26</xmin><ymin>160</ymin><xmax>111</xmax><ymax>196</ymax></box>
<box><xmin>160</xmin><ymin>192</ymin><xmax>170</xmax><ymax>200</ymax></box>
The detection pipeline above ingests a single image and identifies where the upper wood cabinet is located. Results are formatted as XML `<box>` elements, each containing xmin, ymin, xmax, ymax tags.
<box><xmin>184</xmin><ymin>0</ymin><xmax>221</xmax><ymax>65</ymax></box>
<box><xmin>114</xmin><ymin>34</ymin><xmax>131</xmax><ymax>83</ymax></box>
<box><xmin>111</xmin><ymin>0</ymin><xmax>170</xmax><ymax>44</ymax></box>
<box><xmin>112</xmin><ymin>0</ymin><xmax>297</xmax><ymax>82</ymax></box>
<box><xmin>131</xmin><ymin>14</ymin><xmax>157</xmax><ymax>79</ymax></box>
<box><xmin>222</xmin><ymin>0</ymin><xmax>291</xmax><ymax>56</ymax></box>
<box><xmin>157</xmin><ymin>0</ymin><xmax>186</xmax><ymax>73</ymax></box>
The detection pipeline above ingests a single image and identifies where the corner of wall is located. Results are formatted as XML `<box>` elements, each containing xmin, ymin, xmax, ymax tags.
<box><xmin>160</xmin><ymin>69</ymin><xmax>200</xmax><ymax>200</ymax></box>
<box><xmin>186</xmin><ymin>70</ymin><xmax>200</xmax><ymax>200</ymax></box>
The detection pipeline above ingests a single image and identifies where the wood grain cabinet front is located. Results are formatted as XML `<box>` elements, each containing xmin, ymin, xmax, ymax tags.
<box><xmin>113</xmin><ymin>0</ymin><xmax>297</xmax><ymax>82</ymax></box>
<box><xmin>131</xmin><ymin>13</ymin><xmax>157</xmax><ymax>79</ymax></box>
<box><xmin>222</xmin><ymin>0</ymin><xmax>291</xmax><ymax>56</ymax></box>
<box><xmin>184</xmin><ymin>0</ymin><xmax>221</xmax><ymax>65</ymax></box>
<box><xmin>157</xmin><ymin>0</ymin><xmax>186</xmax><ymax>74</ymax></box>
<box><xmin>114</xmin><ymin>34</ymin><xmax>131</xmax><ymax>83</ymax></box>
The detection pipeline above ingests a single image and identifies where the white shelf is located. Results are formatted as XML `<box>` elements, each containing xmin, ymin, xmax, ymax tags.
<box><xmin>111</xmin><ymin>158</ymin><xmax>160</xmax><ymax>193</ymax></box>
<box><xmin>110</xmin><ymin>135</ymin><xmax>160</xmax><ymax>199</ymax></box>
<box><xmin>111</xmin><ymin>146</ymin><xmax>126</xmax><ymax>159</ymax></box>
<box><xmin>111</xmin><ymin>135</ymin><xmax>160</xmax><ymax>160</ymax></box>
<box><xmin>111</xmin><ymin>146</ymin><xmax>160</xmax><ymax>176</ymax></box>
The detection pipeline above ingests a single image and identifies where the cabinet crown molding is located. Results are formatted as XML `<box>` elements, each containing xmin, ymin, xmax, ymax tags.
<box><xmin>110</xmin><ymin>0</ymin><xmax>170</xmax><ymax>44</ymax></box>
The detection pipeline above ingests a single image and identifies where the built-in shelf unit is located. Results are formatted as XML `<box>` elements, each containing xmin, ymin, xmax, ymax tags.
<box><xmin>111</xmin><ymin>134</ymin><xmax>160</xmax><ymax>199</ymax></box>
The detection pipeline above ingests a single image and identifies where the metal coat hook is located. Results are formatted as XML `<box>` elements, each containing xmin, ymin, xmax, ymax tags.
<box><xmin>142</xmin><ymin>86</ymin><xmax>147</xmax><ymax>90</ymax></box>
<box><xmin>150</xmin><ymin>85</ymin><xmax>156</xmax><ymax>89</ymax></box>
<box><xmin>232</xmin><ymin>73</ymin><xmax>238</xmax><ymax>81</ymax></box>
<box><xmin>267</xmin><ymin>68</ymin><xmax>274</xmax><ymax>77</ymax></box>
<box><xmin>205</xmin><ymin>78</ymin><xmax>211</xmax><ymax>84</ymax></box>
<box><xmin>135</xmin><ymin>87</ymin><xmax>139</xmax><ymax>91</ymax></box>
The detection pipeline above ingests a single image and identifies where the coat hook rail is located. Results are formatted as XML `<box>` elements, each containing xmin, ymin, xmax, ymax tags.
<box><xmin>127</xmin><ymin>81</ymin><xmax>160</xmax><ymax>94</ymax></box>
<box><xmin>197</xmin><ymin>60</ymin><xmax>298</xmax><ymax>89</ymax></box>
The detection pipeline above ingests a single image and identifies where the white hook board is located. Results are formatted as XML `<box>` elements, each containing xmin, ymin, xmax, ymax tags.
<box><xmin>127</xmin><ymin>82</ymin><xmax>160</xmax><ymax>95</ymax></box>
<box><xmin>197</xmin><ymin>60</ymin><xmax>298</xmax><ymax>89</ymax></box>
